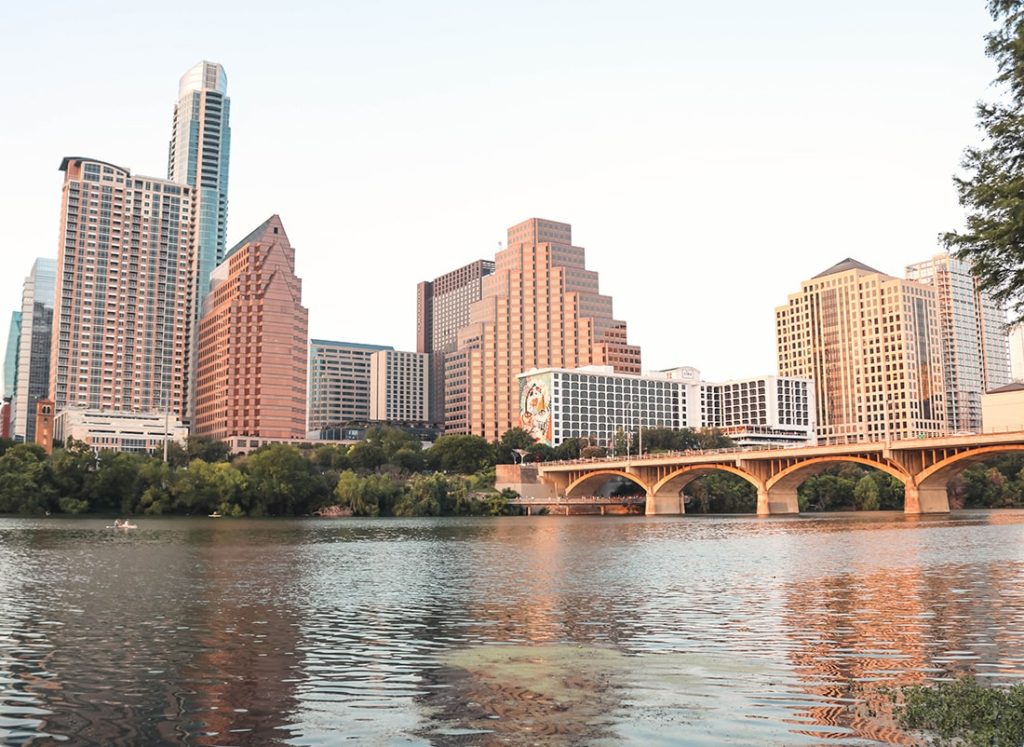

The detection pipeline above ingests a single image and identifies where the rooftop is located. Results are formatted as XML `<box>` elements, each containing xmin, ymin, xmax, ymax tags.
<box><xmin>813</xmin><ymin>258</ymin><xmax>888</xmax><ymax>279</ymax></box>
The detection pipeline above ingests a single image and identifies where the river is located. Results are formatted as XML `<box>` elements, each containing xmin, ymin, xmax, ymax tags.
<box><xmin>1</xmin><ymin>511</ymin><xmax>1023</xmax><ymax>745</ymax></box>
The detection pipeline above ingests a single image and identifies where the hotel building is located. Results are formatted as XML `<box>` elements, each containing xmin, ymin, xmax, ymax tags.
<box><xmin>448</xmin><ymin>218</ymin><xmax>641</xmax><ymax>441</ymax></box>
<box><xmin>776</xmin><ymin>258</ymin><xmax>946</xmax><ymax>444</ymax></box>
<box><xmin>193</xmin><ymin>216</ymin><xmax>308</xmax><ymax>442</ymax></box>
<box><xmin>516</xmin><ymin>365</ymin><xmax>815</xmax><ymax>449</ymax></box>
<box><xmin>50</xmin><ymin>157</ymin><xmax>191</xmax><ymax>420</ymax></box>
<box><xmin>167</xmin><ymin>61</ymin><xmax>231</xmax><ymax>418</ymax></box>
<box><xmin>370</xmin><ymin>350</ymin><xmax>429</xmax><ymax>422</ymax></box>
<box><xmin>10</xmin><ymin>259</ymin><xmax>56</xmax><ymax>442</ymax></box>
<box><xmin>906</xmin><ymin>254</ymin><xmax>1010</xmax><ymax>432</ymax></box>
<box><xmin>416</xmin><ymin>259</ymin><xmax>494</xmax><ymax>423</ymax></box>
<box><xmin>307</xmin><ymin>340</ymin><xmax>393</xmax><ymax>431</ymax></box>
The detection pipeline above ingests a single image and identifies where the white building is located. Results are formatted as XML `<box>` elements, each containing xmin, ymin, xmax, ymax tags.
<box><xmin>370</xmin><ymin>350</ymin><xmax>429</xmax><ymax>422</ymax></box>
<box><xmin>516</xmin><ymin>365</ymin><xmax>815</xmax><ymax>449</ymax></box>
<box><xmin>1010</xmin><ymin>323</ymin><xmax>1024</xmax><ymax>382</ymax></box>
<box><xmin>54</xmin><ymin>409</ymin><xmax>188</xmax><ymax>454</ymax></box>
<box><xmin>906</xmin><ymin>255</ymin><xmax>1011</xmax><ymax>432</ymax></box>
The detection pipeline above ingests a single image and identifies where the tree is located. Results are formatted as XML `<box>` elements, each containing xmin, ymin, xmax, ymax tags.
<box><xmin>0</xmin><ymin>443</ymin><xmax>53</xmax><ymax>514</ymax></box>
<box><xmin>243</xmin><ymin>444</ymin><xmax>323</xmax><ymax>515</ymax></box>
<box><xmin>943</xmin><ymin>1</ymin><xmax>1024</xmax><ymax>321</ymax></box>
<box><xmin>426</xmin><ymin>435</ymin><xmax>494</xmax><ymax>474</ymax></box>
<box><xmin>187</xmin><ymin>436</ymin><xmax>231</xmax><ymax>463</ymax></box>
<box><xmin>854</xmin><ymin>474</ymin><xmax>881</xmax><ymax>511</ymax></box>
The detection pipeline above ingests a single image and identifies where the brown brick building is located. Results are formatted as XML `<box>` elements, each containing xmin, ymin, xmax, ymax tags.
<box><xmin>193</xmin><ymin>215</ymin><xmax>308</xmax><ymax>441</ymax></box>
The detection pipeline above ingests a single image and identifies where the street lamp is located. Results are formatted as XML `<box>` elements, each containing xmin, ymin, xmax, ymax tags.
<box><xmin>513</xmin><ymin>448</ymin><xmax>528</xmax><ymax>465</ymax></box>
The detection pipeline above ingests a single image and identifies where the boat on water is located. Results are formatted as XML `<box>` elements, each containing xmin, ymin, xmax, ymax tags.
<box><xmin>108</xmin><ymin>519</ymin><xmax>138</xmax><ymax>529</ymax></box>
<box><xmin>208</xmin><ymin>512</ymin><xmax>222</xmax><ymax>518</ymax></box>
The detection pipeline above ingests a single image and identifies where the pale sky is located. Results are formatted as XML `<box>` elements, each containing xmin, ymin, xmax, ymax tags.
<box><xmin>0</xmin><ymin>1</ymin><xmax>996</xmax><ymax>385</ymax></box>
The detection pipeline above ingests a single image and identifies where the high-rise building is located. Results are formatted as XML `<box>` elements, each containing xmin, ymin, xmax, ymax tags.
<box><xmin>50</xmin><ymin>158</ymin><xmax>191</xmax><ymax>419</ymax></box>
<box><xmin>416</xmin><ymin>259</ymin><xmax>495</xmax><ymax>423</ymax></box>
<box><xmin>168</xmin><ymin>60</ymin><xmax>231</xmax><ymax>418</ymax></box>
<box><xmin>906</xmin><ymin>254</ymin><xmax>1011</xmax><ymax>432</ymax></box>
<box><xmin>193</xmin><ymin>216</ymin><xmax>308</xmax><ymax>444</ymax></box>
<box><xmin>3</xmin><ymin>312</ymin><xmax>20</xmax><ymax>403</ymax></box>
<box><xmin>10</xmin><ymin>259</ymin><xmax>56</xmax><ymax>442</ymax></box>
<box><xmin>307</xmin><ymin>340</ymin><xmax>393</xmax><ymax>431</ymax></box>
<box><xmin>370</xmin><ymin>350</ymin><xmax>429</xmax><ymax>422</ymax></box>
<box><xmin>448</xmin><ymin>218</ymin><xmax>641</xmax><ymax>441</ymax></box>
<box><xmin>776</xmin><ymin>258</ymin><xmax>946</xmax><ymax>444</ymax></box>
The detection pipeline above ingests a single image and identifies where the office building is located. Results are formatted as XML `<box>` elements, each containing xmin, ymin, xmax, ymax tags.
<box><xmin>776</xmin><ymin>258</ymin><xmax>946</xmax><ymax>443</ymax></box>
<box><xmin>10</xmin><ymin>259</ymin><xmax>56</xmax><ymax>442</ymax></box>
<box><xmin>50</xmin><ymin>157</ymin><xmax>191</xmax><ymax>419</ymax></box>
<box><xmin>168</xmin><ymin>61</ymin><xmax>231</xmax><ymax>418</ymax></box>
<box><xmin>54</xmin><ymin>408</ymin><xmax>188</xmax><ymax>454</ymax></box>
<box><xmin>448</xmin><ymin>218</ymin><xmax>641</xmax><ymax>441</ymax></box>
<box><xmin>193</xmin><ymin>216</ymin><xmax>308</xmax><ymax>442</ymax></box>
<box><xmin>3</xmin><ymin>312</ymin><xmax>20</xmax><ymax>404</ymax></box>
<box><xmin>1009</xmin><ymin>323</ymin><xmax>1024</xmax><ymax>381</ymax></box>
<box><xmin>516</xmin><ymin>365</ymin><xmax>815</xmax><ymax>449</ymax></box>
<box><xmin>307</xmin><ymin>340</ymin><xmax>393</xmax><ymax>431</ymax></box>
<box><xmin>369</xmin><ymin>349</ymin><xmax>429</xmax><ymax>422</ymax></box>
<box><xmin>906</xmin><ymin>254</ymin><xmax>1010</xmax><ymax>432</ymax></box>
<box><xmin>416</xmin><ymin>259</ymin><xmax>495</xmax><ymax>422</ymax></box>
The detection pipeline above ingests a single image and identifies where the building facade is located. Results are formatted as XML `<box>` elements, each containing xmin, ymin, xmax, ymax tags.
<box><xmin>50</xmin><ymin>157</ymin><xmax>191</xmax><ymax>420</ymax></box>
<box><xmin>167</xmin><ymin>61</ymin><xmax>231</xmax><ymax>419</ymax></box>
<box><xmin>448</xmin><ymin>218</ymin><xmax>641</xmax><ymax>441</ymax></box>
<box><xmin>307</xmin><ymin>340</ymin><xmax>393</xmax><ymax>431</ymax></box>
<box><xmin>516</xmin><ymin>365</ymin><xmax>815</xmax><ymax>449</ymax></box>
<box><xmin>54</xmin><ymin>408</ymin><xmax>187</xmax><ymax>454</ymax></box>
<box><xmin>416</xmin><ymin>259</ymin><xmax>494</xmax><ymax>422</ymax></box>
<box><xmin>906</xmin><ymin>254</ymin><xmax>1011</xmax><ymax>432</ymax></box>
<box><xmin>981</xmin><ymin>382</ymin><xmax>1024</xmax><ymax>432</ymax></box>
<box><xmin>3</xmin><ymin>312</ymin><xmax>21</xmax><ymax>406</ymax></box>
<box><xmin>776</xmin><ymin>258</ymin><xmax>946</xmax><ymax>444</ymax></box>
<box><xmin>369</xmin><ymin>350</ymin><xmax>429</xmax><ymax>422</ymax></box>
<box><xmin>1009</xmin><ymin>323</ymin><xmax>1024</xmax><ymax>382</ymax></box>
<box><xmin>10</xmin><ymin>259</ymin><xmax>56</xmax><ymax>442</ymax></box>
<box><xmin>193</xmin><ymin>216</ymin><xmax>308</xmax><ymax>441</ymax></box>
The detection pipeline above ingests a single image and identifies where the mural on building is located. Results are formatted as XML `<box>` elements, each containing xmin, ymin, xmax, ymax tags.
<box><xmin>519</xmin><ymin>373</ymin><xmax>553</xmax><ymax>444</ymax></box>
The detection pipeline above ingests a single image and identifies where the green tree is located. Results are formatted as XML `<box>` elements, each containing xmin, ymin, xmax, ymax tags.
<box><xmin>347</xmin><ymin>440</ymin><xmax>387</xmax><ymax>472</ymax></box>
<box><xmin>495</xmin><ymin>428</ymin><xmax>536</xmax><ymax>464</ymax></box>
<box><xmin>853</xmin><ymin>474</ymin><xmax>881</xmax><ymax>511</ymax></box>
<box><xmin>0</xmin><ymin>443</ymin><xmax>53</xmax><ymax>514</ymax></box>
<box><xmin>243</xmin><ymin>444</ymin><xmax>322</xmax><ymax>515</ymax></box>
<box><xmin>426</xmin><ymin>434</ymin><xmax>494</xmax><ymax>474</ymax></box>
<box><xmin>943</xmin><ymin>1</ymin><xmax>1024</xmax><ymax>320</ymax></box>
<box><xmin>187</xmin><ymin>436</ymin><xmax>231</xmax><ymax>463</ymax></box>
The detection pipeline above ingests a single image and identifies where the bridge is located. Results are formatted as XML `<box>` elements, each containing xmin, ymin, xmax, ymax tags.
<box><xmin>495</xmin><ymin>431</ymin><xmax>1024</xmax><ymax>516</ymax></box>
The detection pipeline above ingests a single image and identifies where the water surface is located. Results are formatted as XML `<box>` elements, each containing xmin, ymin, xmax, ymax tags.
<box><xmin>1</xmin><ymin>511</ymin><xmax>1023</xmax><ymax>745</ymax></box>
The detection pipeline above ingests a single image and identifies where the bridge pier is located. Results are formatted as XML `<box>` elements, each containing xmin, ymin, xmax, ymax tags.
<box><xmin>904</xmin><ymin>483</ymin><xmax>950</xmax><ymax>514</ymax></box>
<box><xmin>645</xmin><ymin>491</ymin><xmax>685</xmax><ymax>515</ymax></box>
<box><xmin>759</xmin><ymin>486</ymin><xmax>800</xmax><ymax>516</ymax></box>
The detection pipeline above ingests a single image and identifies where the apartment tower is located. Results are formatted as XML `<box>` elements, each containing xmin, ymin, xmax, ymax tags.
<box><xmin>906</xmin><ymin>254</ymin><xmax>1010</xmax><ymax>431</ymax></box>
<box><xmin>369</xmin><ymin>349</ymin><xmax>429</xmax><ymax>422</ymax></box>
<box><xmin>168</xmin><ymin>60</ymin><xmax>231</xmax><ymax>417</ymax></box>
<box><xmin>416</xmin><ymin>259</ymin><xmax>495</xmax><ymax>423</ymax></box>
<box><xmin>50</xmin><ymin>158</ymin><xmax>191</xmax><ymax>419</ymax></box>
<box><xmin>193</xmin><ymin>216</ymin><xmax>308</xmax><ymax>441</ymax></box>
<box><xmin>10</xmin><ymin>259</ymin><xmax>56</xmax><ymax>441</ymax></box>
<box><xmin>448</xmin><ymin>218</ymin><xmax>641</xmax><ymax>441</ymax></box>
<box><xmin>776</xmin><ymin>259</ymin><xmax>946</xmax><ymax>444</ymax></box>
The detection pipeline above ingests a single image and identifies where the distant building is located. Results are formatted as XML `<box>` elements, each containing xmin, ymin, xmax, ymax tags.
<box><xmin>981</xmin><ymin>382</ymin><xmax>1024</xmax><ymax>433</ymax></box>
<box><xmin>906</xmin><ymin>254</ymin><xmax>1010</xmax><ymax>432</ymax></box>
<box><xmin>308</xmin><ymin>339</ymin><xmax>393</xmax><ymax>430</ymax></box>
<box><xmin>416</xmin><ymin>259</ymin><xmax>495</xmax><ymax>422</ymax></box>
<box><xmin>1010</xmin><ymin>323</ymin><xmax>1024</xmax><ymax>382</ymax></box>
<box><xmin>51</xmin><ymin>157</ymin><xmax>191</xmax><ymax>420</ymax></box>
<box><xmin>449</xmin><ymin>218</ymin><xmax>641</xmax><ymax>441</ymax></box>
<box><xmin>167</xmin><ymin>61</ymin><xmax>232</xmax><ymax>420</ymax></box>
<box><xmin>370</xmin><ymin>350</ymin><xmax>429</xmax><ymax>422</ymax></box>
<box><xmin>0</xmin><ymin>398</ymin><xmax>10</xmax><ymax>440</ymax></box>
<box><xmin>34</xmin><ymin>399</ymin><xmax>55</xmax><ymax>455</ymax></box>
<box><xmin>3</xmin><ymin>311</ymin><xmax>20</xmax><ymax>409</ymax></box>
<box><xmin>54</xmin><ymin>408</ymin><xmax>187</xmax><ymax>454</ymax></box>
<box><xmin>777</xmin><ymin>258</ymin><xmax>946</xmax><ymax>444</ymax></box>
<box><xmin>193</xmin><ymin>216</ymin><xmax>308</xmax><ymax>442</ymax></box>
<box><xmin>11</xmin><ymin>259</ymin><xmax>56</xmax><ymax>443</ymax></box>
<box><xmin>515</xmin><ymin>365</ymin><xmax>815</xmax><ymax>449</ymax></box>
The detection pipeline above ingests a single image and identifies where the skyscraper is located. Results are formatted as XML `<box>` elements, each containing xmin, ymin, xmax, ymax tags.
<box><xmin>307</xmin><ymin>340</ymin><xmax>394</xmax><ymax>431</ymax></box>
<box><xmin>369</xmin><ymin>350</ymin><xmax>429</xmax><ymax>422</ymax></box>
<box><xmin>11</xmin><ymin>259</ymin><xmax>56</xmax><ymax>442</ymax></box>
<box><xmin>168</xmin><ymin>60</ymin><xmax>231</xmax><ymax>417</ymax></box>
<box><xmin>447</xmin><ymin>218</ymin><xmax>641</xmax><ymax>441</ymax></box>
<box><xmin>50</xmin><ymin>158</ymin><xmax>191</xmax><ymax>419</ymax></box>
<box><xmin>776</xmin><ymin>258</ymin><xmax>946</xmax><ymax>444</ymax></box>
<box><xmin>416</xmin><ymin>259</ymin><xmax>494</xmax><ymax>422</ymax></box>
<box><xmin>906</xmin><ymin>254</ymin><xmax>1011</xmax><ymax>432</ymax></box>
<box><xmin>193</xmin><ymin>216</ymin><xmax>308</xmax><ymax>444</ymax></box>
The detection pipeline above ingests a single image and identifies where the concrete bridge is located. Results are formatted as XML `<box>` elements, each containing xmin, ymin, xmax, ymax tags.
<box><xmin>495</xmin><ymin>431</ymin><xmax>1024</xmax><ymax>516</ymax></box>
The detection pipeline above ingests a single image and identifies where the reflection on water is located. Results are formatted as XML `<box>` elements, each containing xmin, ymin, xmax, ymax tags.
<box><xmin>0</xmin><ymin>511</ymin><xmax>1023</xmax><ymax>745</ymax></box>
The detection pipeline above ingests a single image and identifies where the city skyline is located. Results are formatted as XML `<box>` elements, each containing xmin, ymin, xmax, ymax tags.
<box><xmin>0</xmin><ymin>1</ymin><xmax>998</xmax><ymax>382</ymax></box>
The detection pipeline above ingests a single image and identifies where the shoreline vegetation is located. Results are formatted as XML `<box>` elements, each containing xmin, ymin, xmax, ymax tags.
<box><xmin>0</xmin><ymin>426</ymin><xmax>1021</xmax><ymax>518</ymax></box>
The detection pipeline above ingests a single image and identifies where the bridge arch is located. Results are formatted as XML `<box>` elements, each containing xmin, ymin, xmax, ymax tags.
<box><xmin>652</xmin><ymin>464</ymin><xmax>762</xmax><ymax>497</ymax></box>
<box><xmin>765</xmin><ymin>456</ymin><xmax>912</xmax><ymax>513</ymax></box>
<box><xmin>564</xmin><ymin>470</ymin><xmax>651</xmax><ymax>499</ymax></box>
<box><xmin>911</xmin><ymin>445</ymin><xmax>1024</xmax><ymax>513</ymax></box>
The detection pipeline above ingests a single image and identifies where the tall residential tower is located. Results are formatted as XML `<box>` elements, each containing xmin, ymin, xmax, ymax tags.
<box><xmin>10</xmin><ymin>259</ymin><xmax>56</xmax><ymax>442</ymax></box>
<box><xmin>906</xmin><ymin>254</ymin><xmax>1010</xmax><ymax>432</ymax></box>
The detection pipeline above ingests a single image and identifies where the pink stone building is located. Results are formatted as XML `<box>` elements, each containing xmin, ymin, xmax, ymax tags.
<box><xmin>193</xmin><ymin>215</ymin><xmax>308</xmax><ymax>441</ymax></box>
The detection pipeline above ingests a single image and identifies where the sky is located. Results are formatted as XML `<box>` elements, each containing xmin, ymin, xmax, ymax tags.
<box><xmin>0</xmin><ymin>0</ymin><xmax>998</xmax><ymax>384</ymax></box>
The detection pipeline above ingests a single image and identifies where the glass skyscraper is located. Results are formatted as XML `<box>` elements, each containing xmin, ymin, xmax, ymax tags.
<box><xmin>168</xmin><ymin>60</ymin><xmax>231</xmax><ymax>417</ymax></box>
